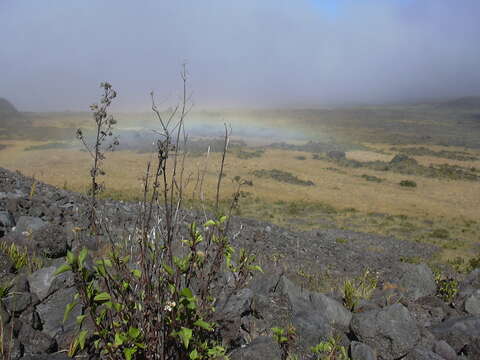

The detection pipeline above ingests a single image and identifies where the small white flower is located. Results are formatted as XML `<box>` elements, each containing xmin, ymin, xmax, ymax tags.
<box><xmin>164</xmin><ymin>301</ymin><xmax>176</xmax><ymax>312</ymax></box>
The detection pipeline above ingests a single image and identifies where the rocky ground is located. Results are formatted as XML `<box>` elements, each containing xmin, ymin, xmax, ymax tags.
<box><xmin>0</xmin><ymin>167</ymin><xmax>479</xmax><ymax>359</ymax></box>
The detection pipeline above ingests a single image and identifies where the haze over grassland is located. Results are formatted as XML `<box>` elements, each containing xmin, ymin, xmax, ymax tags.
<box><xmin>1</xmin><ymin>0</ymin><xmax>480</xmax><ymax>112</ymax></box>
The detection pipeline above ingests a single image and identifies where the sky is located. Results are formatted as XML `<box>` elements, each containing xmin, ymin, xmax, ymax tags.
<box><xmin>1</xmin><ymin>0</ymin><xmax>480</xmax><ymax>111</ymax></box>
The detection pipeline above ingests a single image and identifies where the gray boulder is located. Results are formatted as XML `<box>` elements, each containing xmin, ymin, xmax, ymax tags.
<box><xmin>216</xmin><ymin>288</ymin><xmax>253</xmax><ymax>318</ymax></box>
<box><xmin>28</xmin><ymin>266</ymin><xmax>58</xmax><ymax>301</ymax></box>
<box><xmin>433</xmin><ymin>340</ymin><xmax>457</xmax><ymax>360</ymax></box>
<box><xmin>350</xmin><ymin>341</ymin><xmax>377</xmax><ymax>360</ymax></box>
<box><xmin>215</xmin><ymin>288</ymin><xmax>254</xmax><ymax>348</ymax></box>
<box><xmin>351</xmin><ymin>303</ymin><xmax>420</xmax><ymax>359</ymax></box>
<box><xmin>14</xmin><ymin>216</ymin><xmax>47</xmax><ymax>233</ymax></box>
<box><xmin>327</xmin><ymin>151</ymin><xmax>346</xmax><ymax>160</ymax></box>
<box><xmin>429</xmin><ymin>316</ymin><xmax>480</xmax><ymax>358</ymax></box>
<box><xmin>464</xmin><ymin>289</ymin><xmax>480</xmax><ymax>315</ymax></box>
<box><xmin>230</xmin><ymin>336</ymin><xmax>282</xmax><ymax>360</ymax></box>
<box><xmin>22</xmin><ymin>354</ymin><xmax>70</xmax><ymax>360</ymax></box>
<box><xmin>278</xmin><ymin>276</ymin><xmax>350</xmax><ymax>347</ymax></box>
<box><xmin>36</xmin><ymin>286</ymin><xmax>80</xmax><ymax>349</ymax></box>
<box><xmin>279</xmin><ymin>276</ymin><xmax>351</xmax><ymax>329</ymax></box>
<box><xmin>293</xmin><ymin>310</ymin><xmax>333</xmax><ymax>347</ymax></box>
<box><xmin>405</xmin><ymin>347</ymin><xmax>447</xmax><ymax>360</ymax></box>
<box><xmin>310</xmin><ymin>292</ymin><xmax>352</xmax><ymax>329</ymax></box>
<box><xmin>19</xmin><ymin>324</ymin><xmax>57</xmax><ymax>355</ymax></box>
<box><xmin>3</xmin><ymin>291</ymin><xmax>37</xmax><ymax>315</ymax></box>
<box><xmin>0</xmin><ymin>252</ymin><xmax>14</xmax><ymax>275</ymax></box>
<box><xmin>390</xmin><ymin>154</ymin><xmax>418</xmax><ymax>165</ymax></box>
<box><xmin>397</xmin><ymin>263</ymin><xmax>436</xmax><ymax>301</ymax></box>
<box><xmin>0</xmin><ymin>210</ymin><xmax>15</xmax><ymax>236</ymax></box>
<box><xmin>32</xmin><ymin>224</ymin><xmax>68</xmax><ymax>258</ymax></box>
<box><xmin>0</xmin><ymin>300</ymin><xmax>10</xmax><ymax>325</ymax></box>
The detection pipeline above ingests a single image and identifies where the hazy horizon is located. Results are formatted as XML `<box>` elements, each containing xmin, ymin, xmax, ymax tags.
<box><xmin>1</xmin><ymin>0</ymin><xmax>480</xmax><ymax>112</ymax></box>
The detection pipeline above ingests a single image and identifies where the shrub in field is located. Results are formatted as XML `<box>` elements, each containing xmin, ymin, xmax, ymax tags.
<box><xmin>76</xmin><ymin>82</ymin><xmax>119</xmax><ymax>231</ymax></box>
<box><xmin>58</xmin><ymin>67</ymin><xmax>260</xmax><ymax>359</ymax></box>
<box><xmin>399</xmin><ymin>180</ymin><xmax>417</xmax><ymax>188</ymax></box>
<box><xmin>342</xmin><ymin>268</ymin><xmax>378</xmax><ymax>311</ymax></box>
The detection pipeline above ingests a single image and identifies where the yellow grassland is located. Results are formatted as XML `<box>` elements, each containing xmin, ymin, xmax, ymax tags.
<box><xmin>1</xmin><ymin>139</ymin><xmax>479</xmax><ymax>264</ymax></box>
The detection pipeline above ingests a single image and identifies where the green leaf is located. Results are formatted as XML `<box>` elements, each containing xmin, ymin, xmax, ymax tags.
<box><xmin>124</xmin><ymin>347</ymin><xmax>137</xmax><ymax>360</ymax></box>
<box><xmin>207</xmin><ymin>346</ymin><xmax>226</xmax><ymax>356</ymax></box>
<box><xmin>194</xmin><ymin>319</ymin><xmax>213</xmax><ymax>331</ymax></box>
<box><xmin>249</xmin><ymin>265</ymin><xmax>264</xmax><ymax>273</ymax></box>
<box><xmin>180</xmin><ymin>287</ymin><xmax>193</xmax><ymax>299</ymax></box>
<box><xmin>219</xmin><ymin>215</ymin><xmax>227</xmax><ymax>223</ymax></box>
<box><xmin>114</xmin><ymin>332</ymin><xmax>126</xmax><ymax>346</ymax></box>
<box><xmin>66</xmin><ymin>251</ymin><xmax>75</xmax><ymax>265</ymax></box>
<box><xmin>78</xmin><ymin>248</ymin><xmax>88</xmax><ymax>268</ymax></box>
<box><xmin>204</xmin><ymin>219</ymin><xmax>216</xmax><ymax>227</ymax></box>
<box><xmin>68</xmin><ymin>337</ymin><xmax>79</xmax><ymax>357</ymax></box>
<box><xmin>64</xmin><ymin>301</ymin><xmax>78</xmax><ymax>323</ymax></box>
<box><xmin>96</xmin><ymin>263</ymin><xmax>106</xmax><ymax>276</ymax></box>
<box><xmin>76</xmin><ymin>314</ymin><xmax>87</xmax><ymax>326</ymax></box>
<box><xmin>113</xmin><ymin>302</ymin><xmax>122</xmax><ymax>312</ymax></box>
<box><xmin>189</xmin><ymin>349</ymin><xmax>199</xmax><ymax>359</ymax></box>
<box><xmin>131</xmin><ymin>269</ymin><xmax>141</xmax><ymax>278</ymax></box>
<box><xmin>54</xmin><ymin>263</ymin><xmax>71</xmax><ymax>275</ymax></box>
<box><xmin>128</xmin><ymin>327</ymin><xmax>141</xmax><ymax>339</ymax></box>
<box><xmin>177</xmin><ymin>327</ymin><xmax>192</xmax><ymax>349</ymax></box>
<box><xmin>78</xmin><ymin>330</ymin><xmax>88</xmax><ymax>349</ymax></box>
<box><xmin>94</xmin><ymin>292</ymin><xmax>111</xmax><ymax>302</ymax></box>
<box><xmin>163</xmin><ymin>264</ymin><xmax>174</xmax><ymax>276</ymax></box>
<box><xmin>103</xmin><ymin>258</ymin><xmax>112</xmax><ymax>267</ymax></box>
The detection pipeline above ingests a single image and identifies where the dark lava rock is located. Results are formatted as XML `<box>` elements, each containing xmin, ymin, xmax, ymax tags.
<box><xmin>350</xmin><ymin>341</ymin><xmax>377</xmax><ymax>360</ymax></box>
<box><xmin>390</xmin><ymin>154</ymin><xmax>418</xmax><ymax>165</ymax></box>
<box><xmin>0</xmin><ymin>210</ymin><xmax>15</xmax><ymax>236</ymax></box>
<box><xmin>229</xmin><ymin>336</ymin><xmax>282</xmax><ymax>360</ymax></box>
<box><xmin>215</xmin><ymin>288</ymin><xmax>254</xmax><ymax>348</ymax></box>
<box><xmin>27</xmin><ymin>265</ymin><xmax>58</xmax><ymax>301</ymax></box>
<box><xmin>22</xmin><ymin>354</ymin><xmax>70</xmax><ymax>360</ymax></box>
<box><xmin>4</xmin><ymin>337</ymin><xmax>23</xmax><ymax>360</ymax></box>
<box><xmin>464</xmin><ymin>289</ymin><xmax>480</xmax><ymax>315</ymax></box>
<box><xmin>0</xmin><ymin>300</ymin><xmax>10</xmax><ymax>325</ymax></box>
<box><xmin>397</xmin><ymin>263</ymin><xmax>436</xmax><ymax>301</ymax></box>
<box><xmin>351</xmin><ymin>303</ymin><xmax>420</xmax><ymax>360</ymax></box>
<box><xmin>404</xmin><ymin>347</ymin><xmax>446</xmax><ymax>360</ymax></box>
<box><xmin>19</xmin><ymin>324</ymin><xmax>57</xmax><ymax>355</ymax></box>
<box><xmin>32</xmin><ymin>224</ymin><xmax>68</xmax><ymax>258</ymax></box>
<box><xmin>279</xmin><ymin>276</ymin><xmax>351</xmax><ymax>329</ymax></box>
<box><xmin>429</xmin><ymin>316</ymin><xmax>480</xmax><ymax>358</ymax></box>
<box><xmin>36</xmin><ymin>286</ymin><xmax>80</xmax><ymax>349</ymax></box>
<box><xmin>433</xmin><ymin>340</ymin><xmax>457</xmax><ymax>360</ymax></box>
<box><xmin>0</xmin><ymin>251</ymin><xmax>14</xmax><ymax>275</ymax></box>
<box><xmin>327</xmin><ymin>150</ymin><xmax>346</xmax><ymax>160</ymax></box>
<box><xmin>3</xmin><ymin>291</ymin><xmax>37</xmax><ymax>315</ymax></box>
<box><xmin>14</xmin><ymin>216</ymin><xmax>47</xmax><ymax>233</ymax></box>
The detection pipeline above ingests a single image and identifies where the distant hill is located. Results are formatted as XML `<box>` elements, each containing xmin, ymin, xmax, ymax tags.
<box><xmin>0</xmin><ymin>98</ymin><xmax>28</xmax><ymax>129</ymax></box>
<box><xmin>436</xmin><ymin>96</ymin><xmax>480</xmax><ymax>110</ymax></box>
<box><xmin>0</xmin><ymin>98</ymin><xmax>19</xmax><ymax>114</ymax></box>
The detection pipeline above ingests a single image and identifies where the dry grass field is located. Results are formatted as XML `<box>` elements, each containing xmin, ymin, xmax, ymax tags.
<box><xmin>1</xmin><ymin>133</ymin><xmax>479</xmax><ymax>267</ymax></box>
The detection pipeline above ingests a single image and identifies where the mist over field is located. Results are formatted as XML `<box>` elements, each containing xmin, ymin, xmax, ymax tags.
<box><xmin>2</xmin><ymin>2</ymin><xmax>480</xmax><ymax>358</ymax></box>
<box><xmin>1</xmin><ymin>0</ymin><xmax>480</xmax><ymax>111</ymax></box>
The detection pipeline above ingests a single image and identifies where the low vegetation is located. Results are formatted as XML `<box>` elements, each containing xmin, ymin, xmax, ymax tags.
<box><xmin>272</xmin><ymin>326</ymin><xmax>350</xmax><ymax>360</ymax></box>
<box><xmin>399</xmin><ymin>180</ymin><xmax>417</xmax><ymax>188</ymax></box>
<box><xmin>252</xmin><ymin>169</ymin><xmax>315</xmax><ymax>186</ymax></box>
<box><xmin>342</xmin><ymin>268</ymin><xmax>378</xmax><ymax>311</ymax></box>
<box><xmin>24</xmin><ymin>142</ymin><xmax>73</xmax><ymax>151</ymax></box>
<box><xmin>57</xmin><ymin>73</ymin><xmax>261</xmax><ymax>359</ymax></box>
<box><xmin>390</xmin><ymin>146</ymin><xmax>478</xmax><ymax>161</ymax></box>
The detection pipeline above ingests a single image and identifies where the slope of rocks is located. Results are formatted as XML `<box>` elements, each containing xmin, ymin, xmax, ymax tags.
<box><xmin>0</xmin><ymin>167</ymin><xmax>479</xmax><ymax>359</ymax></box>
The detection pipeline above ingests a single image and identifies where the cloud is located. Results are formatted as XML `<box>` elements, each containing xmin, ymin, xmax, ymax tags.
<box><xmin>1</xmin><ymin>0</ymin><xmax>479</xmax><ymax>111</ymax></box>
